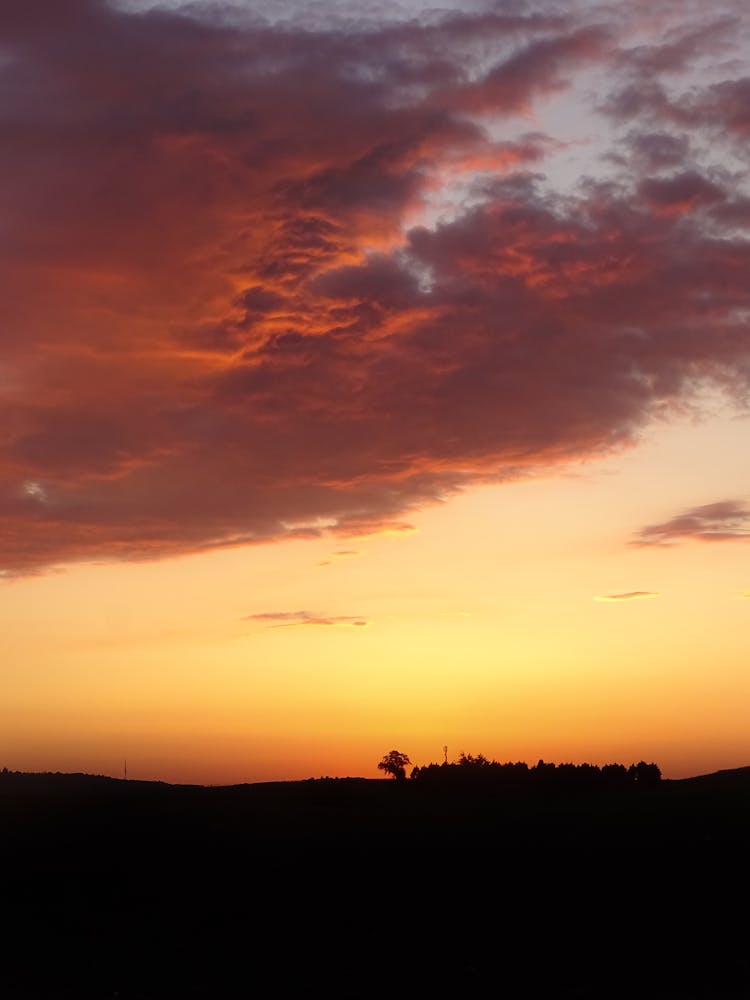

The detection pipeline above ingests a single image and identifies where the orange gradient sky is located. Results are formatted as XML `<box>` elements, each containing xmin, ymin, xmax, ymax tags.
<box><xmin>2</xmin><ymin>0</ymin><xmax>750</xmax><ymax>782</ymax></box>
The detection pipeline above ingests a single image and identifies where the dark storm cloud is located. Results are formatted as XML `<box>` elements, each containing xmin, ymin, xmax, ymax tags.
<box><xmin>1</xmin><ymin>0</ymin><xmax>750</xmax><ymax>573</ymax></box>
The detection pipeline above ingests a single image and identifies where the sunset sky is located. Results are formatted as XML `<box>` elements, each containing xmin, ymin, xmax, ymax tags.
<box><xmin>2</xmin><ymin>0</ymin><xmax>750</xmax><ymax>784</ymax></box>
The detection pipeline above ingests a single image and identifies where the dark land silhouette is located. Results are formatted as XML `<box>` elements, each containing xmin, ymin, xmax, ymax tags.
<box><xmin>2</xmin><ymin>758</ymin><xmax>750</xmax><ymax>998</ymax></box>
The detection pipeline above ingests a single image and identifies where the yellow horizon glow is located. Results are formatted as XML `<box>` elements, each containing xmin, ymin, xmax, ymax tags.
<box><xmin>1</xmin><ymin>409</ymin><xmax>749</xmax><ymax>785</ymax></box>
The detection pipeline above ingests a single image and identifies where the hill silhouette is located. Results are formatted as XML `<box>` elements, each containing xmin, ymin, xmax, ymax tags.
<box><xmin>678</xmin><ymin>763</ymin><xmax>750</xmax><ymax>786</ymax></box>
<box><xmin>2</xmin><ymin>763</ymin><xmax>749</xmax><ymax>998</ymax></box>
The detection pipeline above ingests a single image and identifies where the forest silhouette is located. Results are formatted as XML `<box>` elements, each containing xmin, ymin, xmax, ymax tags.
<box><xmin>404</xmin><ymin>751</ymin><xmax>662</xmax><ymax>787</ymax></box>
<box><xmin>1</xmin><ymin>755</ymin><xmax>748</xmax><ymax>998</ymax></box>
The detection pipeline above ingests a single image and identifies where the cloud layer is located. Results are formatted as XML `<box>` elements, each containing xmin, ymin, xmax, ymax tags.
<box><xmin>2</xmin><ymin>0</ymin><xmax>750</xmax><ymax>573</ymax></box>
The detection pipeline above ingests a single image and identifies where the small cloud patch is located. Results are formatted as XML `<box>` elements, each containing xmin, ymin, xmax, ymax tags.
<box><xmin>23</xmin><ymin>481</ymin><xmax>47</xmax><ymax>503</ymax></box>
<box><xmin>318</xmin><ymin>549</ymin><xmax>363</xmax><ymax>567</ymax></box>
<box><xmin>595</xmin><ymin>591</ymin><xmax>661</xmax><ymax>602</ymax></box>
<box><xmin>244</xmin><ymin>610</ymin><xmax>370</xmax><ymax>628</ymax></box>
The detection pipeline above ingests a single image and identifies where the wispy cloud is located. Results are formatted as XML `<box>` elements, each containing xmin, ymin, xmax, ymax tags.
<box><xmin>243</xmin><ymin>611</ymin><xmax>370</xmax><ymax>628</ymax></box>
<box><xmin>595</xmin><ymin>591</ymin><xmax>661</xmax><ymax>602</ymax></box>
<box><xmin>318</xmin><ymin>549</ymin><xmax>363</xmax><ymax>566</ymax></box>
<box><xmin>339</xmin><ymin>522</ymin><xmax>417</xmax><ymax>541</ymax></box>
<box><xmin>633</xmin><ymin>501</ymin><xmax>750</xmax><ymax>547</ymax></box>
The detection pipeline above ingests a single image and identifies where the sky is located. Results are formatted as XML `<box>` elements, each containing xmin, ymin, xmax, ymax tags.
<box><xmin>1</xmin><ymin>0</ymin><xmax>750</xmax><ymax>784</ymax></box>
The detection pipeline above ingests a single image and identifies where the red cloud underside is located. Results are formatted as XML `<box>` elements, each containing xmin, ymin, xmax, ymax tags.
<box><xmin>1</xmin><ymin>0</ymin><xmax>749</xmax><ymax>572</ymax></box>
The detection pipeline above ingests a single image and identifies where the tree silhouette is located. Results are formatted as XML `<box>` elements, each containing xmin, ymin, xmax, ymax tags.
<box><xmin>378</xmin><ymin>750</ymin><xmax>410</xmax><ymax>781</ymax></box>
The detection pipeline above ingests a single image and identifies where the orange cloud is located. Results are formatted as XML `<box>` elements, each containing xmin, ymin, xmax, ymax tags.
<box><xmin>1</xmin><ymin>0</ymin><xmax>749</xmax><ymax>575</ymax></box>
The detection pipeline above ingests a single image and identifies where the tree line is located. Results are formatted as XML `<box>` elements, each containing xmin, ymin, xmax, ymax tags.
<box><xmin>379</xmin><ymin>750</ymin><xmax>661</xmax><ymax>787</ymax></box>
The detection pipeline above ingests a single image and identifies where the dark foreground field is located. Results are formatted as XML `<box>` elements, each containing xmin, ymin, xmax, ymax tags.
<box><xmin>2</xmin><ymin>767</ymin><xmax>750</xmax><ymax>998</ymax></box>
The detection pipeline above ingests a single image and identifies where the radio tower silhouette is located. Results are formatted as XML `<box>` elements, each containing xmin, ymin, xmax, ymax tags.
<box><xmin>443</xmin><ymin>745</ymin><xmax>448</xmax><ymax>765</ymax></box>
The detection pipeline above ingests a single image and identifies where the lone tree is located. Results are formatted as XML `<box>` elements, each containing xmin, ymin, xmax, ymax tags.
<box><xmin>378</xmin><ymin>750</ymin><xmax>411</xmax><ymax>781</ymax></box>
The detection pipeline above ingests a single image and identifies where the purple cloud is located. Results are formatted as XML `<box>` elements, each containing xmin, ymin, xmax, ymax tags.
<box><xmin>633</xmin><ymin>500</ymin><xmax>750</xmax><ymax>546</ymax></box>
